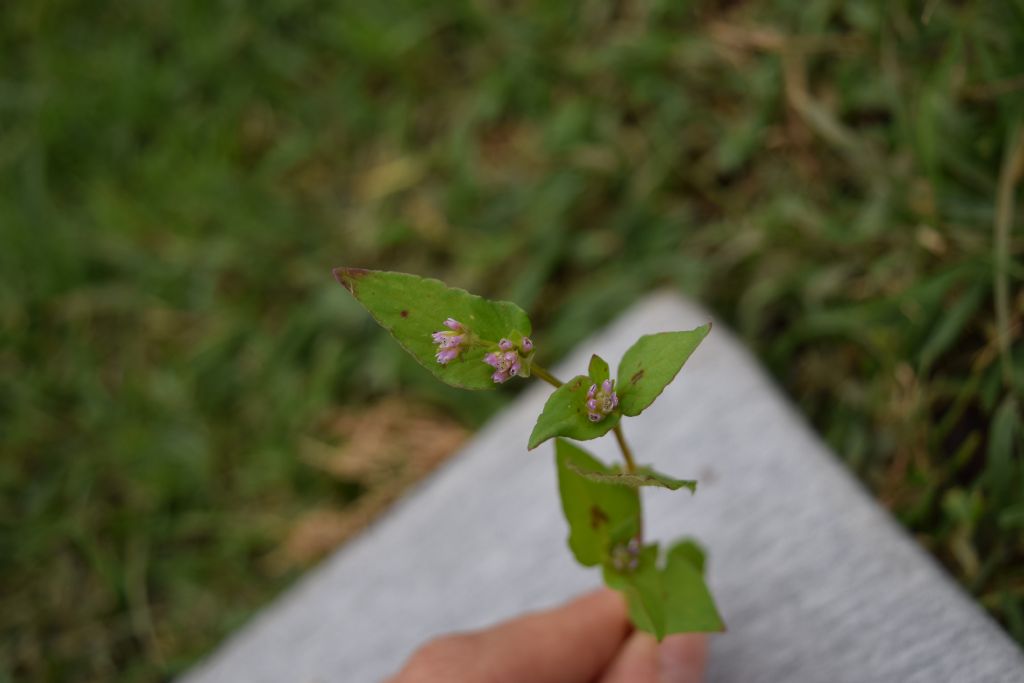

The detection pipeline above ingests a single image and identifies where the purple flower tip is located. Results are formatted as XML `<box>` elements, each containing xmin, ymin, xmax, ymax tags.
<box><xmin>521</xmin><ymin>337</ymin><xmax>534</xmax><ymax>352</ymax></box>
<box><xmin>433</xmin><ymin>318</ymin><xmax>469</xmax><ymax>365</ymax></box>
<box><xmin>436</xmin><ymin>348</ymin><xmax>458</xmax><ymax>364</ymax></box>
<box><xmin>584</xmin><ymin>379</ymin><xmax>619</xmax><ymax>423</ymax></box>
<box><xmin>483</xmin><ymin>338</ymin><xmax>533</xmax><ymax>384</ymax></box>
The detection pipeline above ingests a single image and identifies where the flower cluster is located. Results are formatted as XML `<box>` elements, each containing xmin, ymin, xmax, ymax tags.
<box><xmin>586</xmin><ymin>379</ymin><xmax>619</xmax><ymax>422</ymax></box>
<box><xmin>484</xmin><ymin>337</ymin><xmax>534</xmax><ymax>384</ymax></box>
<box><xmin>610</xmin><ymin>537</ymin><xmax>641</xmax><ymax>573</ymax></box>
<box><xmin>431</xmin><ymin>318</ymin><xmax>467</xmax><ymax>365</ymax></box>
<box><xmin>432</xmin><ymin>319</ymin><xmax>535</xmax><ymax>385</ymax></box>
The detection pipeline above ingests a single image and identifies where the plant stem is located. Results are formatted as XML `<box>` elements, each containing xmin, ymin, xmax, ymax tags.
<box><xmin>530</xmin><ymin>363</ymin><xmax>563</xmax><ymax>388</ymax></box>
<box><xmin>611</xmin><ymin>424</ymin><xmax>638</xmax><ymax>474</ymax></box>
<box><xmin>995</xmin><ymin>123</ymin><xmax>1024</xmax><ymax>395</ymax></box>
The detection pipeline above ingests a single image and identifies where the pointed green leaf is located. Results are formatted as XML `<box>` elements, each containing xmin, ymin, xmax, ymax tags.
<box><xmin>603</xmin><ymin>545</ymin><xmax>666</xmax><ymax>640</ymax></box>
<box><xmin>604</xmin><ymin>540</ymin><xmax>724</xmax><ymax>639</ymax></box>
<box><xmin>565</xmin><ymin>463</ymin><xmax>696</xmax><ymax>493</ymax></box>
<box><xmin>663</xmin><ymin>540</ymin><xmax>725</xmax><ymax>633</ymax></box>
<box><xmin>333</xmin><ymin>268</ymin><xmax>531</xmax><ymax>390</ymax></box>
<box><xmin>617</xmin><ymin>325</ymin><xmax>711</xmax><ymax>416</ymax></box>
<box><xmin>528</xmin><ymin>375</ymin><xmax>620</xmax><ymax>449</ymax></box>
<box><xmin>986</xmin><ymin>397</ymin><xmax>1019</xmax><ymax>506</ymax></box>
<box><xmin>588</xmin><ymin>354</ymin><xmax>610</xmax><ymax>384</ymax></box>
<box><xmin>555</xmin><ymin>440</ymin><xmax>640</xmax><ymax>567</ymax></box>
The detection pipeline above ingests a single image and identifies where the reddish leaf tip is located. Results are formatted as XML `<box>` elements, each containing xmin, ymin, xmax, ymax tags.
<box><xmin>332</xmin><ymin>267</ymin><xmax>370</xmax><ymax>292</ymax></box>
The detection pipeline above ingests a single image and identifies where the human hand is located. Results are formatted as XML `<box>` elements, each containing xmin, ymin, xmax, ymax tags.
<box><xmin>388</xmin><ymin>589</ymin><xmax>706</xmax><ymax>683</ymax></box>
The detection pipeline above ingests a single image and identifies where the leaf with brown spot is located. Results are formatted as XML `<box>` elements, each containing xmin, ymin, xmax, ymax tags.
<box><xmin>617</xmin><ymin>325</ymin><xmax>711</xmax><ymax>416</ymax></box>
<box><xmin>555</xmin><ymin>439</ymin><xmax>640</xmax><ymax>567</ymax></box>
<box><xmin>332</xmin><ymin>268</ymin><xmax>532</xmax><ymax>390</ymax></box>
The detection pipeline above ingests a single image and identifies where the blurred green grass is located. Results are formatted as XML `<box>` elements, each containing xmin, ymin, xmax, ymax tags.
<box><xmin>2</xmin><ymin>0</ymin><xmax>1023</xmax><ymax>680</ymax></box>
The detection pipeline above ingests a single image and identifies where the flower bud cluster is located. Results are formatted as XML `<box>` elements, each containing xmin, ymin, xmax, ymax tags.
<box><xmin>610</xmin><ymin>537</ymin><xmax>641</xmax><ymax>573</ymax></box>
<box><xmin>431</xmin><ymin>318</ymin><xmax>467</xmax><ymax>365</ymax></box>
<box><xmin>432</xmin><ymin>318</ymin><xmax>535</xmax><ymax>385</ymax></box>
<box><xmin>484</xmin><ymin>337</ymin><xmax>534</xmax><ymax>384</ymax></box>
<box><xmin>586</xmin><ymin>379</ymin><xmax>619</xmax><ymax>422</ymax></box>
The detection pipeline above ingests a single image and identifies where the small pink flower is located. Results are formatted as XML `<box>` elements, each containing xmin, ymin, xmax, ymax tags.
<box><xmin>432</xmin><ymin>319</ymin><xmax>468</xmax><ymax>365</ymax></box>
<box><xmin>586</xmin><ymin>379</ymin><xmax>619</xmax><ymax>422</ymax></box>
<box><xmin>483</xmin><ymin>340</ymin><xmax>531</xmax><ymax>383</ymax></box>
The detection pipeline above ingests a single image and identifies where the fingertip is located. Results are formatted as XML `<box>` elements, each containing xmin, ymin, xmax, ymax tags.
<box><xmin>599</xmin><ymin>631</ymin><xmax>659</xmax><ymax>682</ymax></box>
<box><xmin>657</xmin><ymin>634</ymin><xmax>707</xmax><ymax>683</ymax></box>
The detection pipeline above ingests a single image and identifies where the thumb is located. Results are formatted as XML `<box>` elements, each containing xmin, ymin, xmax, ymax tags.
<box><xmin>599</xmin><ymin>631</ymin><xmax>706</xmax><ymax>683</ymax></box>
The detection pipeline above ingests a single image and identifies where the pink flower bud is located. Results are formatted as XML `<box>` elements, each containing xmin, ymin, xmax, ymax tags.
<box><xmin>584</xmin><ymin>379</ymin><xmax>619</xmax><ymax>423</ymax></box>
<box><xmin>433</xmin><ymin>318</ymin><xmax>469</xmax><ymax>365</ymax></box>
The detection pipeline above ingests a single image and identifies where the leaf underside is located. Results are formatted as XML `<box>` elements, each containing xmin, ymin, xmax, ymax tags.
<box><xmin>566</xmin><ymin>462</ymin><xmax>697</xmax><ymax>493</ymax></box>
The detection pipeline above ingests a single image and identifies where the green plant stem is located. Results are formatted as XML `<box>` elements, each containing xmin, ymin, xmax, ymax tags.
<box><xmin>530</xmin><ymin>363</ymin><xmax>563</xmax><ymax>388</ymax></box>
<box><xmin>613</xmin><ymin>423</ymin><xmax>644</xmax><ymax>545</ymax></box>
<box><xmin>611</xmin><ymin>424</ymin><xmax>638</xmax><ymax>474</ymax></box>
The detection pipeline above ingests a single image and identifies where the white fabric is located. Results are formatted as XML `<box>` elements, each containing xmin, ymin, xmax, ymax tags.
<box><xmin>183</xmin><ymin>293</ymin><xmax>1024</xmax><ymax>683</ymax></box>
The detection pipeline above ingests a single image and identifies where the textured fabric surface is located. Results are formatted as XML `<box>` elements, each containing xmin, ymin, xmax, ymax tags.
<box><xmin>182</xmin><ymin>293</ymin><xmax>1024</xmax><ymax>683</ymax></box>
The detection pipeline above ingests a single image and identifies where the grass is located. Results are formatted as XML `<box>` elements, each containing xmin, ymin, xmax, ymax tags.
<box><xmin>2</xmin><ymin>0</ymin><xmax>1023</xmax><ymax>680</ymax></box>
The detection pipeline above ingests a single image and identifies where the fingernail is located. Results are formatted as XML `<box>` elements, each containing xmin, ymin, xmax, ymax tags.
<box><xmin>658</xmin><ymin>634</ymin><xmax>706</xmax><ymax>683</ymax></box>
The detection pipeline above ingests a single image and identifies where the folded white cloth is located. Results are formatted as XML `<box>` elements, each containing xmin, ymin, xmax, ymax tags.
<box><xmin>182</xmin><ymin>293</ymin><xmax>1024</xmax><ymax>683</ymax></box>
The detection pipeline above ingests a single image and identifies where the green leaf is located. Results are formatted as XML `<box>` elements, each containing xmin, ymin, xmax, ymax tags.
<box><xmin>554</xmin><ymin>440</ymin><xmax>640</xmax><ymax>567</ymax></box>
<box><xmin>588</xmin><ymin>354</ymin><xmax>610</xmax><ymax>384</ymax></box>
<box><xmin>566</xmin><ymin>463</ymin><xmax>697</xmax><ymax>493</ymax></box>
<box><xmin>617</xmin><ymin>325</ymin><xmax>711</xmax><ymax>416</ymax></box>
<box><xmin>662</xmin><ymin>540</ymin><xmax>725</xmax><ymax>633</ymax></box>
<box><xmin>918</xmin><ymin>283</ymin><xmax>985</xmax><ymax>372</ymax></box>
<box><xmin>333</xmin><ymin>268</ymin><xmax>531</xmax><ymax>390</ymax></box>
<box><xmin>986</xmin><ymin>397</ymin><xmax>1019</xmax><ymax>506</ymax></box>
<box><xmin>603</xmin><ymin>539</ymin><xmax>724</xmax><ymax>640</ymax></box>
<box><xmin>528</xmin><ymin>375</ymin><xmax>620</xmax><ymax>449</ymax></box>
<box><xmin>603</xmin><ymin>545</ymin><xmax>666</xmax><ymax>640</ymax></box>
